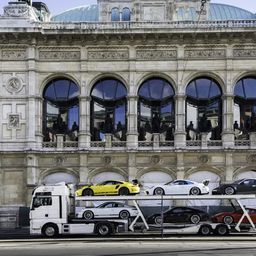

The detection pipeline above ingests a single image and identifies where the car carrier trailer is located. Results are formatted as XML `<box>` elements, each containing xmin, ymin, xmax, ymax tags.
<box><xmin>30</xmin><ymin>183</ymin><xmax>256</xmax><ymax>237</ymax></box>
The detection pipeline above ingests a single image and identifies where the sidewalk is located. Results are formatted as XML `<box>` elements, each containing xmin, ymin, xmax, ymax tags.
<box><xmin>0</xmin><ymin>227</ymin><xmax>30</xmax><ymax>239</ymax></box>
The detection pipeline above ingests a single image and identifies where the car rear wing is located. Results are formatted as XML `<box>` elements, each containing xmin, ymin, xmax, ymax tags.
<box><xmin>203</xmin><ymin>179</ymin><xmax>210</xmax><ymax>186</ymax></box>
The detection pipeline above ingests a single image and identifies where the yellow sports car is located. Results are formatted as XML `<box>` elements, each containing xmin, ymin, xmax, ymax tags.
<box><xmin>76</xmin><ymin>180</ymin><xmax>140</xmax><ymax>196</ymax></box>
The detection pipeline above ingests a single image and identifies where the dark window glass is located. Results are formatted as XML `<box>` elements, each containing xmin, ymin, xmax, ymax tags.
<box><xmin>186</xmin><ymin>77</ymin><xmax>222</xmax><ymax>141</ymax></box>
<box><xmin>122</xmin><ymin>8</ymin><xmax>131</xmax><ymax>21</ymax></box>
<box><xmin>111</xmin><ymin>8</ymin><xmax>120</xmax><ymax>21</ymax></box>
<box><xmin>91</xmin><ymin>79</ymin><xmax>127</xmax><ymax>141</ymax></box>
<box><xmin>43</xmin><ymin>78</ymin><xmax>79</xmax><ymax>142</ymax></box>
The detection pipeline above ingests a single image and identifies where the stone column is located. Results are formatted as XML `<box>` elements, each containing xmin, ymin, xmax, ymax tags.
<box><xmin>250</xmin><ymin>132</ymin><xmax>256</xmax><ymax>149</ymax></box>
<box><xmin>201</xmin><ymin>132</ymin><xmax>208</xmax><ymax>150</ymax></box>
<box><xmin>79</xmin><ymin>154</ymin><xmax>89</xmax><ymax>184</ymax></box>
<box><xmin>174</xmin><ymin>94</ymin><xmax>186</xmax><ymax>148</ymax></box>
<box><xmin>222</xmin><ymin>94</ymin><xmax>235</xmax><ymax>148</ymax></box>
<box><xmin>56</xmin><ymin>134</ymin><xmax>64</xmax><ymax>149</ymax></box>
<box><xmin>105</xmin><ymin>134</ymin><xmax>112</xmax><ymax>148</ymax></box>
<box><xmin>153</xmin><ymin>133</ymin><xmax>160</xmax><ymax>149</ymax></box>
<box><xmin>78</xmin><ymin>96</ymin><xmax>91</xmax><ymax>149</ymax></box>
<box><xmin>128</xmin><ymin>153</ymin><xmax>137</xmax><ymax>181</ymax></box>
<box><xmin>127</xmin><ymin>96</ymin><xmax>138</xmax><ymax>149</ymax></box>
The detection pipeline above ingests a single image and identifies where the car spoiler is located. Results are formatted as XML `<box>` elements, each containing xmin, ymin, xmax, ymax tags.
<box><xmin>203</xmin><ymin>179</ymin><xmax>210</xmax><ymax>186</ymax></box>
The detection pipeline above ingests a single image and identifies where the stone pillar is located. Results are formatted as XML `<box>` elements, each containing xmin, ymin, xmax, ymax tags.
<box><xmin>127</xmin><ymin>96</ymin><xmax>138</xmax><ymax>149</ymax></box>
<box><xmin>105</xmin><ymin>134</ymin><xmax>112</xmax><ymax>148</ymax></box>
<box><xmin>250</xmin><ymin>132</ymin><xmax>256</xmax><ymax>149</ymax></box>
<box><xmin>153</xmin><ymin>133</ymin><xmax>160</xmax><ymax>149</ymax></box>
<box><xmin>78</xmin><ymin>96</ymin><xmax>91</xmax><ymax>149</ymax></box>
<box><xmin>56</xmin><ymin>134</ymin><xmax>64</xmax><ymax>149</ymax></box>
<box><xmin>128</xmin><ymin>153</ymin><xmax>137</xmax><ymax>181</ymax></box>
<box><xmin>201</xmin><ymin>132</ymin><xmax>208</xmax><ymax>150</ymax></box>
<box><xmin>79</xmin><ymin>154</ymin><xmax>89</xmax><ymax>184</ymax></box>
<box><xmin>174</xmin><ymin>94</ymin><xmax>186</xmax><ymax>148</ymax></box>
<box><xmin>222</xmin><ymin>94</ymin><xmax>235</xmax><ymax>148</ymax></box>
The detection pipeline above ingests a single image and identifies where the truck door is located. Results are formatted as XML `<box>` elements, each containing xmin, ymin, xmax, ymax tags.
<box><xmin>30</xmin><ymin>194</ymin><xmax>60</xmax><ymax>220</ymax></box>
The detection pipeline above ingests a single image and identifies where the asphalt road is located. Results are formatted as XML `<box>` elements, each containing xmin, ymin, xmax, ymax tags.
<box><xmin>0</xmin><ymin>240</ymin><xmax>256</xmax><ymax>256</ymax></box>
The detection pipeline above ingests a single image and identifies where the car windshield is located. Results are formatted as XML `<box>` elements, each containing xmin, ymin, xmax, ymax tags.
<box><xmin>233</xmin><ymin>179</ymin><xmax>244</xmax><ymax>184</ymax></box>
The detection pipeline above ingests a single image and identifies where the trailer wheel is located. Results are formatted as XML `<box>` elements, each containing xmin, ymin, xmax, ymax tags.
<box><xmin>119</xmin><ymin>210</ymin><xmax>130</xmax><ymax>219</ymax></box>
<box><xmin>190</xmin><ymin>187</ymin><xmax>200</xmax><ymax>195</ymax></box>
<box><xmin>154</xmin><ymin>187</ymin><xmax>165</xmax><ymax>195</ymax></box>
<box><xmin>198</xmin><ymin>225</ymin><xmax>212</xmax><ymax>236</ymax></box>
<box><xmin>190</xmin><ymin>214</ymin><xmax>200</xmax><ymax>224</ymax></box>
<box><xmin>95</xmin><ymin>222</ymin><xmax>112</xmax><ymax>237</ymax></box>
<box><xmin>223</xmin><ymin>216</ymin><xmax>234</xmax><ymax>225</ymax></box>
<box><xmin>224</xmin><ymin>186</ymin><xmax>235</xmax><ymax>195</ymax></box>
<box><xmin>42</xmin><ymin>223</ymin><xmax>58</xmax><ymax>238</ymax></box>
<box><xmin>82</xmin><ymin>188</ymin><xmax>94</xmax><ymax>196</ymax></box>
<box><xmin>214</xmin><ymin>224</ymin><xmax>229</xmax><ymax>236</ymax></box>
<box><xmin>83</xmin><ymin>210</ymin><xmax>94</xmax><ymax>220</ymax></box>
<box><xmin>119</xmin><ymin>187</ymin><xmax>129</xmax><ymax>195</ymax></box>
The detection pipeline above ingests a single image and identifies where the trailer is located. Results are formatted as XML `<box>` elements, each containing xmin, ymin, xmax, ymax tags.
<box><xmin>30</xmin><ymin>182</ymin><xmax>256</xmax><ymax>237</ymax></box>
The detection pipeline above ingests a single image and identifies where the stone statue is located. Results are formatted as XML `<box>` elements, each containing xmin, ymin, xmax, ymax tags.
<box><xmin>152</xmin><ymin>113</ymin><xmax>161</xmax><ymax>133</ymax></box>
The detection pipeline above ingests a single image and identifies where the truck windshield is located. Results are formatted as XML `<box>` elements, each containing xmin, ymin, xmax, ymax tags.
<box><xmin>32</xmin><ymin>197</ymin><xmax>52</xmax><ymax>208</ymax></box>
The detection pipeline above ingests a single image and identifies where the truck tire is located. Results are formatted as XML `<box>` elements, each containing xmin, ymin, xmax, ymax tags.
<box><xmin>42</xmin><ymin>223</ymin><xmax>58</xmax><ymax>238</ymax></box>
<box><xmin>198</xmin><ymin>224</ymin><xmax>212</xmax><ymax>236</ymax></box>
<box><xmin>83</xmin><ymin>210</ymin><xmax>94</xmax><ymax>220</ymax></box>
<box><xmin>119</xmin><ymin>187</ymin><xmax>129</xmax><ymax>195</ymax></box>
<box><xmin>95</xmin><ymin>222</ymin><xmax>113</xmax><ymax>237</ymax></box>
<box><xmin>82</xmin><ymin>188</ymin><xmax>94</xmax><ymax>196</ymax></box>
<box><xmin>190</xmin><ymin>187</ymin><xmax>200</xmax><ymax>195</ymax></box>
<box><xmin>214</xmin><ymin>224</ymin><xmax>229</xmax><ymax>236</ymax></box>
<box><xmin>119</xmin><ymin>210</ymin><xmax>130</xmax><ymax>219</ymax></box>
<box><xmin>154</xmin><ymin>187</ymin><xmax>165</xmax><ymax>195</ymax></box>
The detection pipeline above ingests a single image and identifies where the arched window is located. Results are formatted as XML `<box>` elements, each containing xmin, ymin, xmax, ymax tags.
<box><xmin>91</xmin><ymin>78</ymin><xmax>127</xmax><ymax>141</ymax></box>
<box><xmin>138</xmin><ymin>78</ymin><xmax>175</xmax><ymax>141</ymax></box>
<box><xmin>122</xmin><ymin>7</ymin><xmax>130</xmax><ymax>21</ymax></box>
<box><xmin>111</xmin><ymin>8</ymin><xmax>120</xmax><ymax>21</ymax></box>
<box><xmin>186</xmin><ymin>77</ymin><xmax>222</xmax><ymax>141</ymax></box>
<box><xmin>234</xmin><ymin>77</ymin><xmax>256</xmax><ymax>139</ymax></box>
<box><xmin>43</xmin><ymin>78</ymin><xmax>79</xmax><ymax>142</ymax></box>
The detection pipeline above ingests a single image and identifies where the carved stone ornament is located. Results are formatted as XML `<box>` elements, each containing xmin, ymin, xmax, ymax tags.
<box><xmin>136</xmin><ymin>50</ymin><xmax>177</xmax><ymax>60</ymax></box>
<box><xmin>185</xmin><ymin>49</ymin><xmax>226</xmax><ymax>59</ymax></box>
<box><xmin>8</xmin><ymin>114</ymin><xmax>20</xmax><ymax>129</ymax></box>
<box><xmin>4</xmin><ymin>5</ymin><xmax>29</xmax><ymax>17</ymax></box>
<box><xmin>233</xmin><ymin>49</ymin><xmax>256</xmax><ymax>58</ymax></box>
<box><xmin>56</xmin><ymin>156</ymin><xmax>66</xmax><ymax>166</ymax></box>
<box><xmin>2</xmin><ymin>50</ymin><xmax>26</xmax><ymax>60</ymax></box>
<box><xmin>247</xmin><ymin>154</ymin><xmax>256</xmax><ymax>163</ymax></box>
<box><xmin>151</xmin><ymin>155</ymin><xmax>160</xmax><ymax>164</ymax></box>
<box><xmin>6</xmin><ymin>77</ymin><xmax>23</xmax><ymax>93</ymax></box>
<box><xmin>103</xmin><ymin>156</ymin><xmax>112</xmax><ymax>165</ymax></box>
<box><xmin>39</xmin><ymin>51</ymin><xmax>81</xmax><ymax>60</ymax></box>
<box><xmin>199</xmin><ymin>155</ymin><xmax>209</xmax><ymax>164</ymax></box>
<box><xmin>88</xmin><ymin>51</ymin><xmax>129</xmax><ymax>60</ymax></box>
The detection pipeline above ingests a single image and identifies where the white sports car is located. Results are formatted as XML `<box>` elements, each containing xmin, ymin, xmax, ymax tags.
<box><xmin>145</xmin><ymin>179</ymin><xmax>210</xmax><ymax>195</ymax></box>
<box><xmin>76</xmin><ymin>202</ymin><xmax>138</xmax><ymax>220</ymax></box>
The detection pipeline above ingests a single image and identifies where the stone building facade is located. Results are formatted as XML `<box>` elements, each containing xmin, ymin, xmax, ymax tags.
<box><xmin>1</xmin><ymin>0</ymin><xmax>256</xmax><ymax>225</ymax></box>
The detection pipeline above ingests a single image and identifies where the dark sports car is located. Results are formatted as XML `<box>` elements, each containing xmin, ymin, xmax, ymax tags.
<box><xmin>146</xmin><ymin>206</ymin><xmax>209</xmax><ymax>225</ymax></box>
<box><xmin>212</xmin><ymin>178</ymin><xmax>256</xmax><ymax>195</ymax></box>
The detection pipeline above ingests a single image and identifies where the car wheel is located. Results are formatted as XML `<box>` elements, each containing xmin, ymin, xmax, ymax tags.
<box><xmin>224</xmin><ymin>186</ymin><xmax>235</xmax><ymax>195</ymax></box>
<box><xmin>95</xmin><ymin>222</ymin><xmax>113</xmax><ymax>237</ymax></box>
<box><xmin>214</xmin><ymin>224</ymin><xmax>229</xmax><ymax>236</ymax></box>
<box><xmin>82</xmin><ymin>188</ymin><xmax>94</xmax><ymax>196</ymax></box>
<box><xmin>83</xmin><ymin>210</ymin><xmax>94</xmax><ymax>220</ymax></box>
<box><xmin>190</xmin><ymin>214</ymin><xmax>201</xmax><ymax>224</ymax></box>
<box><xmin>154</xmin><ymin>187</ymin><xmax>165</xmax><ymax>195</ymax></box>
<box><xmin>198</xmin><ymin>224</ymin><xmax>212</xmax><ymax>236</ymax></box>
<box><xmin>42</xmin><ymin>224</ymin><xmax>58</xmax><ymax>238</ymax></box>
<box><xmin>190</xmin><ymin>187</ymin><xmax>201</xmax><ymax>195</ymax></box>
<box><xmin>119</xmin><ymin>210</ymin><xmax>130</xmax><ymax>219</ymax></box>
<box><xmin>223</xmin><ymin>216</ymin><xmax>234</xmax><ymax>225</ymax></box>
<box><xmin>119</xmin><ymin>187</ymin><xmax>129</xmax><ymax>195</ymax></box>
<box><xmin>154</xmin><ymin>216</ymin><xmax>163</xmax><ymax>225</ymax></box>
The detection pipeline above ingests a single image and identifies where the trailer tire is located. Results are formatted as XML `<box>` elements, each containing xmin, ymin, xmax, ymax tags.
<box><xmin>119</xmin><ymin>187</ymin><xmax>129</xmax><ymax>195</ymax></box>
<box><xmin>119</xmin><ymin>210</ymin><xmax>130</xmax><ymax>219</ymax></box>
<box><xmin>190</xmin><ymin>187</ymin><xmax>201</xmax><ymax>195</ymax></box>
<box><xmin>82</xmin><ymin>188</ymin><xmax>94</xmax><ymax>196</ymax></box>
<box><xmin>223</xmin><ymin>215</ymin><xmax>234</xmax><ymax>225</ymax></box>
<box><xmin>190</xmin><ymin>214</ymin><xmax>201</xmax><ymax>224</ymax></box>
<box><xmin>214</xmin><ymin>224</ymin><xmax>229</xmax><ymax>236</ymax></box>
<box><xmin>224</xmin><ymin>186</ymin><xmax>235</xmax><ymax>195</ymax></box>
<box><xmin>42</xmin><ymin>223</ymin><xmax>58</xmax><ymax>238</ymax></box>
<box><xmin>198</xmin><ymin>224</ymin><xmax>212</xmax><ymax>236</ymax></box>
<box><xmin>83</xmin><ymin>210</ymin><xmax>94</xmax><ymax>220</ymax></box>
<box><xmin>154</xmin><ymin>187</ymin><xmax>165</xmax><ymax>195</ymax></box>
<box><xmin>95</xmin><ymin>222</ymin><xmax>113</xmax><ymax>237</ymax></box>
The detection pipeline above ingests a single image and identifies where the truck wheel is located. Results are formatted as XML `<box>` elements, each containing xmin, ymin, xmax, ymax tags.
<box><xmin>154</xmin><ymin>187</ymin><xmax>164</xmax><ymax>195</ymax></box>
<box><xmin>190</xmin><ymin>187</ymin><xmax>200</xmax><ymax>195</ymax></box>
<box><xmin>83</xmin><ymin>210</ymin><xmax>94</xmax><ymax>220</ymax></box>
<box><xmin>224</xmin><ymin>186</ymin><xmax>235</xmax><ymax>195</ymax></box>
<box><xmin>119</xmin><ymin>210</ymin><xmax>130</xmax><ymax>219</ymax></box>
<box><xmin>82</xmin><ymin>188</ymin><xmax>94</xmax><ymax>196</ymax></box>
<box><xmin>214</xmin><ymin>224</ymin><xmax>229</xmax><ymax>236</ymax></box>
<box><xmin>42</xmin><ymin>224</ymin><xmax>58</xmax><ymax>238</ymax></box>
<box><xmin>223</xmin><ymin>216</ymin><xmax>234</xmax><ymax>225</ymax></box>
<box><xmin>119</xmin><ymin>187</ymin><xmax>129</xmax><ymax>195</ymax></box>
<box><xmin>190</xmin><ymin>214</ymin><xmax>200</xmax><ymax>224</ymax></box>
<box><xmin>95</xmin><ymin>223</ymin><xmax>112</xmax><ymax>237</ymax></box>
<box><xmin>198</xmin><ymin>225</ymin><xmax>212</xmax><ymax>236</ymax></box>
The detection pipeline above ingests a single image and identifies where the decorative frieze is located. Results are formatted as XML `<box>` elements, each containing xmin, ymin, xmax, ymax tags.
<box><xmin>185</xmin><ymin>49</ymin><xmax>226</xmax><ymax>59</ymax></box>
<box><xmin>88</xmin><ymin>50</ymin><xmax>129</xmax><ymax>60</ymax></box>
<box><xmin>136</xmin><ymin>50</ymin><xmax>177</xmax><ymax>60</ymax></box>
<box><xmin>39</xmin><ymin>51</ymin><xmax>81</xmax><ymax>60</ymax></box>
<box><xmin>4</xmin><ymin>5</ymin><xmax>29</xmax><ymax>18</ymax></box>
<box><xmin>2</xmin><ymin>50</ymin><xmax>26</xmax><ymax>60</ymax></box>
<box><xmin>233</xmin><ymin>49</ymin><xmax>256</xmax><ymax>58</ymax></box>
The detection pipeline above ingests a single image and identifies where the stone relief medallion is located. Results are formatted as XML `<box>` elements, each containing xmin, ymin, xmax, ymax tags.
<box><xmin>56</xmin><ymin>156</ymin><xmax>66</xmax><ymax>166</ymax></box>
<box><xmin>8</xmin><ymin>114</ymin><xmax>20</xmax><ymax>129</ymax></box>
<box><xmin>103</xmin><ymin>156</ymin><xmax>112</xmax><ymax>165</ymax></box>
<box><xmin>247</xmin><ymin>154</ymin><xmax>256</xmax><ymax>163</ymax></box>
<box><xmin>6</xmin><ymin>77</ymin><xmax>23</xmax><ymax>93</ymax></box>
<box><xmin>199</xmin><ymin>155</ymin><xmax>208</xmax><ymax>164</ymax></box>
<box><xmin>151</xmin><ymin>155</ymin><xmax>160</xmax><ymax>164</ymax></box>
